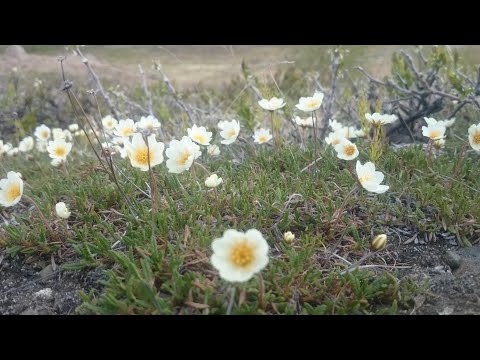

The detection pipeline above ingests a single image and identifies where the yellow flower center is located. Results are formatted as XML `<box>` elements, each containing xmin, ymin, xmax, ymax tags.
<box><xmin>121</xmin><ymin>127</ymin><xmax>134</xmax><ymax>136</ymax></box>
<box><xmin>430</xmin><ymin>130</ymin><xmax>440</xmax><ymax>139</ymax></box>
<box><xmin>228</xmin><ymin>129</ymin><xmax>237</xmax><ymax>138</ymax></box>
<box><xmin>106</xmin><ymin>120</ymin><xmax>113</xmax><ymax>128</ymax></box>
<box><xmin>54</xmin><ymin>147</ymin><xmax>66</xmax><ymax>157</ymax></box>
<box><xmin>358</xmin><ymin>174</ymin><xmax>373</xmax><ymax>184</ymax></box>
<box><xmin>258</xmin><ymin>135</ymin><xmax>268</xmax><ymax>143</ymax></box>
<box><xmin>6</xmin><ymin>183</ymin><xmax>21</xmax><ymax>202</ymax></box>
<box><xmin>41</xmin><ymin>130</ymin><xmax>49</xmax><ymax>139</ymax></box>
<box><xmin>194</xmin><ymin>134</ymin><xmax>206</xmax><ymax>144</ymax></box>
<box><xmin>332</xmin><ymin>138</ymin><xmax>341</xmax><ymax>145</ymax></box>
<box><xmin>344</xmin><ymin>144</ymin><xmax>356</xmax><ymax>156</ymax></box>
<box><xmin>230</xmin><ymin>241</ymin><xmax>255</xmax><ymax>268</ymax></box>
<box><xmin>306</xmin><ymin>100</ymin><xmax>319</xmax><ymax>109</ymax></box>
<box><xmin>177</xmin><ymin>150</ymin><xmax>191</xmax><ymax>166</ymax></box>
<box><xmin>134</xmin><ymin>147</ymin><xmax>153</xmax><ymax>166</ymax></box>
<box><xmin>473</xmin><ymin>133</ymin><xmax>480</xmax><ymax>144</ymax></box>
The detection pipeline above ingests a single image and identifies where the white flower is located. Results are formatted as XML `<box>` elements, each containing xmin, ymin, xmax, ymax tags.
<box><xmin>258</xmin><ymin>97</ymin><xmax>286</xmax><ymax>111</ymax></box>
<box><xmin>207</xmin><ymin>145</ymin><xmax>220</xmax><ymax>157</ymax></box>
<box><xmin>334</xmin><ymin>138</ymin><xmax>359</xmax><ymax>160</ymax></box>
<box><xmin>55</xmin><ymin>202</ymin><xmax>71</xmax><ymax>219</ymax></box>
<box><xmin>219</xmin><ymin>120</ymin><xmax>240</xmax><ymax>145</ymax></box>
<box><xmin>354</xmin><ymin>129</ymin><xmax>366</xmax><ymax>137</ymax></box>
<box><xmin>340</xmin><ymin>126</ymin><xmax>358</xmax><ymax>139</ymax></box>
<box><xmin>6</xmin><ymin>147</ymin><xmax>19</xmax><ymax>156</ymax></box>
<box><xmin>210</xmin><ymin>229</ymin><xmax>269</xmax><ymax>283</ymax></box>
<box><xmin>253</xmin><ymin>128</ymin><xmax>272</xmax><ymax>144</ymax></box>
<box><xmin>102</xmin><ymin>115</ymin><xmax>118</xmax><ymax>131</ymax></box>
<box><xmin>468</xmin><ymin>123</ymin><xmax>480</xmax><ymax>151</ymax></box>
<box><xmin>0</xmin><ymin>140</ymin><xmax>5</xmax><ymax>156</ymax></box>
<box><xmin>0</xmin><ymin>171</ymin><xmax>23</xmax><ymax>207</ymax></box>
<box><xmin>205</xmin><ymin>174</ymin><xmax>223</xmax><ymax>188</ymax></box>
<box><xmin>137</xmin><ymin>115</ymin><xmax>161</xmax><ymax>130</ymax></box>
<box><xmin>422</xmin><ymin>123</ymin><xmax>446</xmax><ymax>140</ymax></box>
<box><xmin>424</xmin><ymin>117</ymin><xmax>456</xmax><ymax>128</ymax></box>
<box><xmin>293</xmin><ymin>116</ymin><xmax>313</xmax><ymax>127</ymax></box>
<box><xmin>165</xmin><ymin>136</ymin><xmax>202</xmax><ymax>173</ymax></box>
<box><xmin>68</xmin><ymin>123</ymin><xmax>79</xmax><ymax>132</ymax></box>
<box><xmin>51</xmin><ymin>158</ymin><xmax>66</xmax><ymax>167</ymax></box>
<box><xmin>114</xmin><ymin>119</ymin><xmax>137</xmax><ymax>137</ymax></box>
<box><xmin>329</xmin><ymin>119</ymin><xmax>344</xmax><ymax>132</ymax></box>
<box><xmin>36</xmin><ymin>140</ymin><xmax>48</xmax><ymax>153</ymax></box>
<box><xmin>325</xmin><ymin>130</ymin><xmax>346</xmax><ymax>146</ymax></box>
<box><xmin>63</xmin><ymin>130</ymin><xmax>73</xmax><ymax>142</ymax></box>
<box><xmin>365</xmin><ymin>113</ymin><xmax>398</xmax><ymax>126</ymax></box>
<box><xmin>125</xmin><ymin>133</ymin><xmax>165</xmax><ymax>171</ymax></box>
<box><xmin>187</xmin><ymin>124</ymin><xmax>212</xmax><ymax>146</ymax></box>
<box><xmin>34</xmin><ymin>124</ymin><xmax>51</xmax><ymax>141</ymax></box>
<box><xmin>47</xmin><ymin>140</ymin><xmax>73</xmax><ymax>160</ymax></box>
<box><xmin>52</xmin><ymin>128</ymin><xmax>66</xmax><ymax>141</ymax></box>
<box><xmin>18</xmin><ymin>136</ymin><xmax>34</xmax><ymax>152</ymax></box>
<box><xmin>356</xmin><ymin>161</ymin><xmax>389</xmax><ymax>194</ymax></box>
<box><xmin>295</xmin><ymin>91</ymin><xmax>324</xmax><ymax>112</ymax></box>
<box><xmin>217</xmin><ymin>120</ymin><xmax>228</xmax><ymax>130</ymax></box>
<box><xmin>2</xmin><ymin>143</ymin><xmax>12</xmax><ymax>154</ymax></box>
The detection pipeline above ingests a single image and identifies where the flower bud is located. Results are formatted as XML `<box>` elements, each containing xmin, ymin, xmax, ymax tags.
<box><xmin>371</xmin><ymin>234</ymin><xmax>387</xmax><ymax>251</ymax></box>
<box><xmin>283</xmin><ymin>231</ymin><xmax>295</xmax><ymax>243</ymax></box>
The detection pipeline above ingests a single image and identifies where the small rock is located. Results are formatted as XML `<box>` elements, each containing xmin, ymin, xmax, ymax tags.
<box><xmin>38</xmin><ymin>264</ymin><xmax>54</xmax><ymax>279</ymax></box>
<box><xmin>34</xmin><ymin>288</ymin><xmax>53</xmax><ymax>300</ymax></box>
<box><xmin>444</xmin><ymin>251</ymin><xmax>462</xmax><ymax>270</ymax></box>
<box><xmin>20</xmin><ymin>308</ymin><xmax>39</xmax><ymax>315</ymax></box>
<box><xmin>4</xmin><ymin>45</ymin><xmax>27</xmax><ymax>57</ymax></box>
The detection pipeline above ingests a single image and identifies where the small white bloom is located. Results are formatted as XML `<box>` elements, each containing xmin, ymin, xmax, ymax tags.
<box><xmin>340</xmin><ymin>126</ymin><xmax>358</xmax><ymax>139</ymax></box>
<box><xmin>295</xmin><ymin>91</ymin><xmax>324</xmax><ymax>112</ymax></box>
<box><xmin>34</xmin><ymin>124</ymin><xmax>51</xmax><ymax>141</ymax></box>
<box><xmin>468</xmin><ymin>123</ymin><xmax>480</xmax><ymax>151</ymax></box>
<box><xmin>211</xmin><ymin>229</ymin><xmax>269</xmax><ymax>283</ymax></box>
<box><xmin>52</xmin><ymin>128</ymin><xmax>66</xmax><ymax>141</ymax></box>
<box><xmin>36</xmin><ymin>140</ymin><xmax>48</xmax><ymax>153</ymax></box>
<box><xmin>424</xmin><ymin>117</ymin><xmax>456</xmax><ymax>128</ymax></box>
<box><xmin>165</xmin><ymin>136</ymin><xmax>202</xmax><ymax>174</ymax></box>
<box><xmin>334</xmin><ymin>138</ymin><xmax>359</xmax><ymax>160</ymax></box>
<box><xmin>0</xmin><ymin>171</ymin><xmax>23</xmax><ymax>207</ymax></box>
<box><xmin>68</xmin><ymin>123</ymin><xmax>79</xmax><ymax>132</ymax></box>
<box><xmin>102</xmin><ymin>115</ymin><xmax>118</xmax><ymax>131</ymax></box>
<box><xmin>325</xmin><ymin>130</ymin><xmax>346</xmax><ymax>146</ymax></box>
<box><xmin>219</xmin><ymin>120</ymin><xmax>240</xmax><ymax>145</ymax></box>
<box><xmin>258</xmin><ymin>97</ymin><xmax>286</xmax><ymax>111</ymax></box>
<box><xmin>114</xmin><ymin>119</ymin><xmax>137</xmax><ymax>137</ymax></box>
<box><xmin>188</xmin><ymin>124</ymin><xmax>213</xmax><ymax>146</ymax></box>
<box><xmin>356</xmin><ymin>161</ymin><xmax>389</xmax><ymax>194</ymax></box>
<box><xmin>18</xmin><ymin>136</ymin><xmax>34</xmax><ymax>152</ymax></box>
<box><xmin>55</xmin><ymin>202</ymin><xmax>71</xmax><ymax>219</ymax></box>
<box><xmin>354</xmin><ymin>129</ymin><xmax>366</xmax><ymax>137</ymax></box>
<box><xmin>0</xmin><ymin>140</ymin><xmax>5</xmax><ymax>156</ymax></box>
<box><xmin>422</xmin><ymin>124</ymin><xmax>446</xmax><ymax>140</ymax></box>
<box><xmin>365</xmin><ymin>113</ymin><xmax>398</xmax><ymax>126</ymax></box>
<box><xmin>207</xmin><ymin>145</ymin><xmax>221</xmax><ymax>157</ymax></box>
<box><xmin>125</xmin><ymin>133</ymin><xmax>165</xmax><ymax>171</ymax></box>
<box><xmin>51</xmin><ymin>158</ymin><xmax>66</xmax><ymax>167</ymax></box>
<box><xmin>329</xmin><ymin>119</ymin><xmax>344</xmax><ymax>132</ymax></box>
<box><xmin>63</xmin><ymin>130</ymin><xmax>73</xmax><ymax>142</ymax></box>
<box><xmin>6</xmin><ymin>147</ymin><xmax>19</xmax><ymax>156</ymax></box>
<box><xmin>137</xmin><ymin>115</ymin><xmax>161</xmax><ymax>130</ymax></box>
<box><xmin>253</xmin><ymin>128</ymin><xmax>272</xmax><ymax>144</ymax></box>
<box><xmin>47</xmin><ymin>140</ymin><xmax>73</xmax><ymax>160</ymax></box>
<box><xmin>205</xmin><ymin>174</ymin><xmax>223</xmax><ymax>188</ymax></box>
<box><xmin>293</xmin><ymin>116</ymin><xmax>314</xmax><ymax>127</ymax></box>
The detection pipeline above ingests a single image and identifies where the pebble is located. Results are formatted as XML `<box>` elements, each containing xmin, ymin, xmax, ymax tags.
<box><xmin>444</xmin><ymin>251</ymin><xmax>462</xmax><ymax>270</ymax></box>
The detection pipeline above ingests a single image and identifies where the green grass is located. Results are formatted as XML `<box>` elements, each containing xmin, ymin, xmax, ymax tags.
<box><xmin>2</xmin><ymin>124</ymin><xmax>478</xmax><ymax>314</ymax></box>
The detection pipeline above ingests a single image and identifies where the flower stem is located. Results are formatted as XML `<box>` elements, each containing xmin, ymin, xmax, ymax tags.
<box><xmin>23</xmin><ymin>194</ymin><xmax>55</xmax><ymax>240</ymax></box>
<box><xmin>226</xmin><ymin>286</ymin><xmax>236</xmax><ymax>315</ymax></box>
<box><xmin>258</xmin><ymin>273</ymin><xmax>266</xmax><ymax>311</ymax></box>
<box><xmin>312</xmin><ymin>111</ymin><xmax>318</xmax><ymax>177</ymax></box>
<box><xmin>270</xmin><ymin>111</ymin><xmax>276</xmax><ymax>148</ymax></box>
<box><xmin>427</xmin><ymin>138</ymin><xmax>433</xmax><ymax>168</ymax></box>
